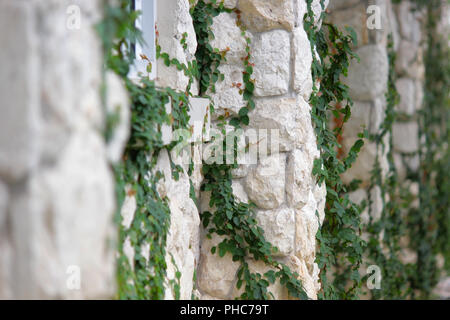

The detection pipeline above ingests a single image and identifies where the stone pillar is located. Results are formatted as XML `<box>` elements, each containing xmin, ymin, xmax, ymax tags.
<box><xmin>119</xmin><ymin>0</ymin><xmax>203</xmax><ymax>300</ymax></box>
<box><xmin>196</xmin><ymin>0</ymin><xmax>328</xmax><ymax>300</ymax></box>
<box><xmin>0</xmin><ymin>0</ymin><xmax>128</xmax><ymax>299</ymax></box>
<box><xmin>327</xmin><ymin>0</ymin><xmax>426</xmax><ymax>291</ymax></box>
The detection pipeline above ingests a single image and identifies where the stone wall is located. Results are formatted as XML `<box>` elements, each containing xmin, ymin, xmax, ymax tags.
<box><xmin>327</xmin><ymin>0</ymin><xmax>434</xmax><ymax>292</ymax></box>
<box><xmin>0</xmin><ymin>0</ymin><xmax>445</xmax><ymax>300</ymax></box>
<box><xmin>195</xmin><ymin>0</ymin><xmax>328</xmax><ymax>300</ymax></box>
<box><xmin>119</xmin><ymin>0</ymin><xmax>327</xmax><ymax>300</ymax></box>
<box><xmin>326</xmin><ymin>0</ymin><xmax>450</xmax><ymax>300</ymax></box>
<box><xmin>0</xmin><ymin>0</ymin><xmax>128</xmax><ymax>299</ymax></box>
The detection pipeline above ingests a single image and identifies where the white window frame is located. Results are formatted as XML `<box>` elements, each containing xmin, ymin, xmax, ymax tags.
<box><xmin>129</xmin><ymin>0</ymin><xmax>157</xmax><ymax>80</ymax></box>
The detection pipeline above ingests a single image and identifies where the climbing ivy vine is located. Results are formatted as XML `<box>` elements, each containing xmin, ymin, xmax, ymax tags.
<box><xmin>303</xmin><ymin>0</ymin><xmax>366</xmax><ymax>300</ymax></box>
<box><xmin>98</xmin><ymin>0</ymin><xmax>448</xmax><ymax>301</ymax></box>
<box><xmin>193</xmin><ymin>0</ymin><xmax>309</xmax><ymax>300</ymax></box>
<box><xmin>408</xmin><ymin>0</ymin><xmax>449</xmax><ymax>298</ymax></box>
<box><xmin>364</xmin><ymin>35</ymin><xmax>415</xmax><ymax>300</ymax></box>
<box><xmin>363</xmin><ymin>0</ymin><xmax>449</xmax><ymax>300</ymax></box>
<box><xmin>98</xmin><ymin>0</ymin><xmax>191</xmax><ymax>299</ymax></box>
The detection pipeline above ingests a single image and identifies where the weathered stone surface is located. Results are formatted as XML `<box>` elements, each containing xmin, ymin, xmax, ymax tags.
<box><xmin>8</xmin><ymin>128</ymin><xmax>116</xmax><ymax>299</ymax></box>
<box><xmin>105</xmin><ymin>72</ymin><xmax>130</xmax><ymax>163</ymax></box>
<box><xmin>341</xmin><ymin>139</ymin><xmax>388</xmax><ymax>187</ymax></box>
<box><xmin>205</xmin><ymin>0</ymin><xmax>238</xmax><ymax>9</ymax></box>
<box><xmin>249</xmin><ymin>97</ymin><xmax>314</xmax><ymax>152</ymax></box>
<box><xmin>252</xmin><ymin>30</ymin><xmax>290</xmax><ymax>96</ymax></box>
<box><xmin>369</xmin><ymin>186</ymin><xmax>383</xmax><ymax>222</ymax></box>
<box><xmin>197</xmin><ymin>234</ymin><xmax>240</xmax><ymax>299</ymax></box>
<box><xmin>342</xmin><ymin>101</ymin><xmax>372</xmax><ymax>140</ymax></box>
<box><xmin>404</xmin><ymin>154</ymin><xmax>420</xmax><ymax>173</ymax></box>
<box><xmin>327</xmin><ymin>0</ymin><xmax>360</xmax><ymax>12</ymax></box>
<box><xmin>0</xmin><ymin>181</ymin><xmax>8</xmax><ymax>230</ymax></box>
<box><xmin>232</xmin><ymin>180</ymin><xmax>249</xmax><ymax>204</ymax></box>
<box><xmin>345</xmin><ymin>44</ymin><xmax>388</xmax><ymax>101</ymax></box>
<box><xmin>238</xmin><ymin>0</ymin><xmax>295</xmax><ymax>32</ymax></box>
<box><xmin>370</xmin><ymin>98</ymin><xmax>387</xmax><ymax>134</ymax></box>
<box><xmin>293</xmin><ymin>27</ymin><xmax>313</xmax><ymax>99</ymax></box>
<box><xmin>156</xmin><ymin>0</ymin><xmax>197</xmax><ymax>92</ymax></box>
<box><xmin>415</xmin><ymin>79</ymin><xmax>424</xmax><ymax>110</ymax></box>
<box><xmin>231</xmin><ymin>163</ymin><xmax>251</xmax><ymax>179</ymax></box>
<box><xmin>152</xmin><ymin>150</ymin><xmax>201</xmax><ymax>300</ymax></box>
<box><xmin>286</xmin><ymin>149</ymin><xmax>313</xmax><ymax>209</ymax></box>
<box><xmin>0</xmin><ymin>1</ymin><xmax>39</xmax><ymax>182</ymax></box>
<box><xmin>340</xmin><ymin>100</ymin><xmax>389</xmax><ymax>185</ymax></box>
<box><xmin>392</xmin><ymin>122</ymin><xmax>419</xmax><ymax>153</ymax></box>
<box><xmin>210</xmin><ymin>12</ymin><xmax>250</xmax><ymax>64</ymax></box>
<box><xmin>393</xmin><ymin>152</ymin><xmax>407</xmax><ymax>181</ymax></box>
<box><xmin>245</xmin><ymin>153</ymin><xmax>286</xmax><ymax>210</ymax></box>
<box><xmin>327</xmin><ymin>2</ymin><xmax>369</xmax><ymax>47</ymax></box>
<box><xmin>0</xmin><ymin>180</ymin><xmax>10</xmax><ymax>298</ymax></box>
<box><xmin>396</xmin><ymin>1</ymin><xmax>423</xmax><ymax>44</ymax></box>
<box><xmin>313</xmin><ymin>181</ymin><xmax>326</xmax><ymax>225</ymax></box>
<box><xmin>208</xmin><ymin>64</ymin><xmax>246</xmax><ymax>119</ymax></box>
<box><xmin>434</xmin><ymin>277</ymin><xmax>450</xmax><ymax>299</ymax></box>
<box><xmin>396</xmin><ymin>78</ymin><xmax>416</xmax><ymax>115</ymax></box>
<box><xmin>256</xmin><ymin>207</ymin><xmax>295</xmax><ymax>256</ymax></box>
<box><xmin>348</xmin><ymin>188</ymin><xmax>368</xmax><ymax>219</ymax></box>
<box><xmin>0</xmin><ymin>229</ymin><xmax>12</xmax><ymax>299</ymax></box>
<box><xmin>386</xmin><ymin>0</ymin><xmax>401</xmax><ymax>51</ymax></box>
<box><xmin>395</xmin><ymin>40</ymin><xmax>424</xmax><ymax>79</ymax></box>
<box><xmin>286</xmin><ymin>255</ymin><xmax>318</xmax><ymax>299</ymax></box>
<box><xmin>295</xmin><ymin>191</ymin><xmax>319</xmax><ymax>269</ymax></box>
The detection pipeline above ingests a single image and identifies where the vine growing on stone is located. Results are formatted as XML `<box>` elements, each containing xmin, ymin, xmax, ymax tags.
<box><xmin>98</xmin><ymin>0</ymin><xmax>192</xmax><ymax>299</ymax></box>
<box><xmin>304</xmin><ymin>0</ymin><xmax>367</xmax><ymax>300</ymax></box>
<box><xmin>193</xmin><ymin>0</ymin><xmax>309</xmax><ymax>300</ymax></box>
<box><xmin>364</xmin><ymin>34</ymin><xmax>414</xmax><ymax>299</ymax></box>
<box><xmin>407</xmin><ymin>0</ymin><xmax>449</xmax><ymax>298</ymax></box>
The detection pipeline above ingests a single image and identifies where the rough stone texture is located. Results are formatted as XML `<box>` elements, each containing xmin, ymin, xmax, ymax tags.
<box><xmin>210</xmin><ymin>12</ymin><xmax>250</xmax><ymax>65</ymax></box>
<box><xmin>395</xmin><ymin>40</ymin><xmax>424</xmax><ymax>79</ymax></box>
<box><xmin>295</xmin><ymin>191</ymin><xmax>319</xmax><ymax>269</ymax></box>
<box><xmin>245</xmin><ymin>153</ymin><xmax>286</xmax><ymax>210</ymax></box>
<box><xmin>0</xmin><ymin>0</ymin><xmax>39</xmax><ymax>183</ymax></box>
<box><xmin>152</xmin><ymin>150</ymin><xmax>201</xmax><ymax>300</ymax></box>
<box><xmin>249</xmin><ymin>97</ymin><xmax>315</xmax><ymax>152</ymax></box>
<box><xmin>327</xmin><ymin>0</ymin><xmax>435</xmax><ymax>300</ymax></box>
<box><xmin>0</xmin><ymin>0</ymin><xmax>120</xmax><ymax>299</ymax></box>
<box><xmin>197</xmin><ymin>234</ymin><xmax>240</xmax><ymax>299</ymax></box>
<box><xmin>208</xmin><ymin>64</ymin><xmax>246</xmax><ymax>119</ymax></box>
<box><xmin>156</xmin><ymin>0</ymin><xmax>198</xmax><ymax>93</ymax></box>
<box><xmin>286</xmin><ymin>149</ymin><xmax>314</xmax><ymax>209</ymax></box>
<box><xmin>396</xmin><ymin>78</ymin><xmax>416</xmax><ymax>115</ymax></box>
<box><xmin>327</xmin><ymin>2</ymin><xmax>369</xmax><ymax>48</ymax></box>
<box><xmin>232</xmin><ymin>180</ymin><xmax>249</xmax><ymax>204</ymax></box>
<box><xmin>392</xmin><ymin>122</ymin><xmax>419</xmax><ymax>153</ymax></box>
<box><xmin>340</xmin><ymin>101</ymin><xmax>388</xmax><ymax>186</ymax></box>
<box><xmin>256</xmin><ymin>207</ymin><xmax>295</xmax><ymax>256</ymax></box>
<box><xmin>197</xmin><ymin>2</ymin><xmax>326</xmax><ymax>300</ymax></box>
<box><xmin>345</xmin><ymin>44</ymin><xmax>389</xmax><ymax>101</ymax></box>
<box><xmin>251</xmin><ymin>30</ymin><xmax>291</xmax><ymax>97</ymax></box>
<box><xmin>328</xmin><ymin>0</ymin><xmax>360</xmax><ymax>12</ymax></box>
<box><xmin>0</xmin><ymin>0</ymin><xmax>435</xmax><ymax>302</ymax></box>
<box><xmin>293</xmin><ymin>27</ymin><xmax>313</xmax><ymax>99</ymax></box>
<box><xmin>396</xmin><ymin>1</ymin><xmax>423</xmax><ymax>44</ymax></box>
<box><xmin>105</xmin><ymin>72</ymin><xmax>130</xmax><ymax>164</ymax></box>
<box><xmin>238</xmin><ymin>0</ymin><xmax>295</xmax><ymax>32</ymax></box>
